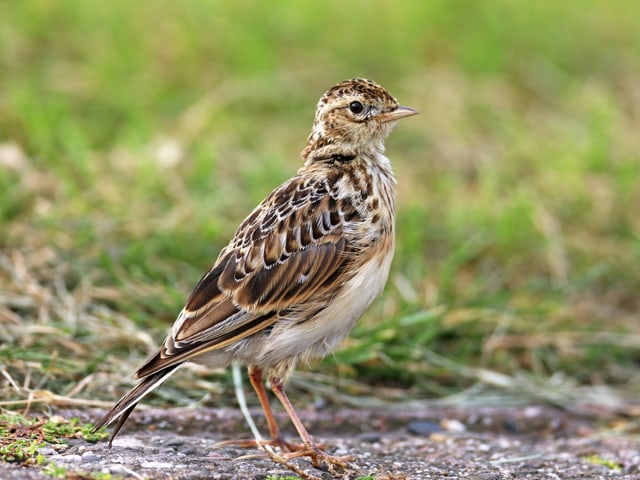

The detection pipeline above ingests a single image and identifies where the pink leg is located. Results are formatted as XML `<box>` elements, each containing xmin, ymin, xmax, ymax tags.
<box><xmin>217</xmin><ymin>366</ymin><xmax>300</xmax><ymax>451</ymax></box>
<box><xmin>248</xmin><ymin>366</ymin><xmax>286</xmax><ymax>446</ymax></box>
<box><xmin>269</xmin><ymin>375</ymin><xmax>352</xmax><ymax>468</ymax></box>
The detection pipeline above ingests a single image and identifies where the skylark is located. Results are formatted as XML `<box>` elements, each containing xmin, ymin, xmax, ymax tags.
<box><xmin>93</xmin><ymin>78</ymin><xmax>417</xmax><ymax>469</ymax></box>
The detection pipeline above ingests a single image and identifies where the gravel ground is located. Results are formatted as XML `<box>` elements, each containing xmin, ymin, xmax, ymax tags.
<box><xmin>3</xmin><ymin>406</ymin><xmax>639</xmax><ymax>479</ymax></box>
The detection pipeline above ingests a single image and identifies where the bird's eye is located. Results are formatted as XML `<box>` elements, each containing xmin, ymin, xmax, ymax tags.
<box><xmin>348</xmin><ymin>101</ymin><xmax>364</xmax><ymax>114</ymax></box>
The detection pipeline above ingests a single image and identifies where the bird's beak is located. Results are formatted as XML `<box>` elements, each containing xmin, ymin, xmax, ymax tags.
<box><xmin>375</xmin><ymin>105</ymin><xmax>419</xmax><ymax>123</ymax></box>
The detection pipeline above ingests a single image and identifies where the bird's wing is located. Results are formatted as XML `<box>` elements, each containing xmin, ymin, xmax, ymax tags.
<box><xmin>135</xmin><ymin>173</ymin><xmax>362</xmax><ymax>378</ymax></box>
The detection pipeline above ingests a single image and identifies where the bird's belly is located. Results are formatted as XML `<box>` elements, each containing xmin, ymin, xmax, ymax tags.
<box><xmin>257</xmin><ymin>243</ymin><xmax>394</xmax><ymax>370</ymax></box>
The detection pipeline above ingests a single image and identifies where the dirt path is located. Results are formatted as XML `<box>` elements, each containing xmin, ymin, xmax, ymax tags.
<box><xmin>3</xmin><ymin>406</ymin><xmax>639</xmax><ymax>479</ymax></box>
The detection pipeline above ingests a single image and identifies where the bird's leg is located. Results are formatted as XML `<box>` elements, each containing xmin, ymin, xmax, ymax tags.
<box><xmin>247</xmin><ymin>366</ymin><xmax>301</xmax><ymax>451</ymax></box>
<box><xmin>217</xmin><ymin>366</ymin><xmax>299</xmax><ymax>452</ymax></box>
<box><xmin>269</xmin><ymin>375</ymin><xmax>353</xmax><ymax>470</ymax></box>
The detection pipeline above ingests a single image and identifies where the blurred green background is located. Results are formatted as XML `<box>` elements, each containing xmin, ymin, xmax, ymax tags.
<box><xmin>1</xmin><ymin>0</ymin><xmax>639</xmax><ymax>412</ymax></box>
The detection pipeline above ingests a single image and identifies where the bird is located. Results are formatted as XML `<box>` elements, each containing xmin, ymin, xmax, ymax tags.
<box><xmin>93</xmin><ymin>78</ymin><xmax>417</xmax><ymax>469</ymax></box>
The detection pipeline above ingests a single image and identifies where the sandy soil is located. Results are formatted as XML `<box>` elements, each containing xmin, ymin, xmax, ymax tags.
<box><xmin>3</xmin><ymin>406</ymin><xmax>639</xmax><ymax>479</ymax></box>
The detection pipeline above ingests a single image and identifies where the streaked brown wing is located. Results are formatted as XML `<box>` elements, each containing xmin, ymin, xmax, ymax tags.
<box><xmin>136</xmin><ymin>174</ymin><xmax>359</xmax><ymax>378</ymax></box>
<box><xmin>217</xmin><ymin>174</ymin><xmax>361</xmax><ymax>310</ymax></box>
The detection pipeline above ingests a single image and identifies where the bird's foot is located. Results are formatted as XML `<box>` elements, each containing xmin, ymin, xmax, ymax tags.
<box><xmin>218</xmin><ymin>437</ymin><xmax>352</xmax><ymax>477</ymax></box>
<box><xmin>258</xmin><ymin>444</ymin><xmax>353</xmax><ymax>480</ymax></box>
<box><xmin>281</xmin><ymin>443</ymin><xmax>353</xmax><ymax>470</ymax></box>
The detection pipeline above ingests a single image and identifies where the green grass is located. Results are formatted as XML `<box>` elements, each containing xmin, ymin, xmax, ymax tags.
<box><xmin>1</xmin><ymin>0</ymin><xmax>639</xmax><ymax>420</ymax></box>
<box><xmin>582</xmin><ymin>454</ymin><xmax>623</xmax><ymax>473</ymax></box>
<box><xmin>0</xmin><ymin>411</ymin><xmax>110</xmax><ymax>479</ymax></box>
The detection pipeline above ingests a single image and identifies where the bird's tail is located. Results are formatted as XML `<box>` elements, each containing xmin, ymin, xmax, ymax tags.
<box><xmin>92</xmin><ymin>364</ymin><xmax>182</xmax><ymax>446</ymax></box>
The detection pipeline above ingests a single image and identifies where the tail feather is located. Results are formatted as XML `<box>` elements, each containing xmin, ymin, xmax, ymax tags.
<box><xmin>92</xmin><ymin>365</ymin><xmax>182</xmax><ymax>445</ymax></box>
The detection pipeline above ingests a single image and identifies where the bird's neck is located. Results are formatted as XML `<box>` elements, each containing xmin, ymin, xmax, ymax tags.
<box><xmin>301</xmin><ymin>131</ymin><xmax>384</xmax><ymax>166</ymax></box>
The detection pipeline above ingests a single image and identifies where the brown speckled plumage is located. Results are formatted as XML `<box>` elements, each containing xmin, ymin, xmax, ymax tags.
<box><xmin>93</xmin><ymin>78</ymin><xmax>417</xmax><ymax>470</ymax></box>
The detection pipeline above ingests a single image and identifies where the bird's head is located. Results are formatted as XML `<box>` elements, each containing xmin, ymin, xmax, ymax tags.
<box><xmin>302</xmin><ymin>78</ymin><xmax>417</xmax><ymax>162</ymax></box>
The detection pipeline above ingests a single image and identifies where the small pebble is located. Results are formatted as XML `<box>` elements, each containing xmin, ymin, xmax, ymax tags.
<box><xmin>108</xmin><ymin>465</ymin><xmax>132</xmax><ymax>475</ymax></box>
<box><xmin>477</xmin><ymin>443</ymin><xmax>491</xmax><ymax>452</ymax></box>
<box><xmin>61</xmin><ymin>454</ymin><xmax>82</xmax><ymax>463</ymax></box>
<box><xmin>180</xmin><ymin>447</ymin><xmax>199</xmax><ymax>455</ymax></box>
<box><xmin>429</xmin><ymin>432</ymin><xmax>448</xmax><ymax>443</ymax></box>
<box><xmin>81</xmin><ymin>451</ymin><xmax>99</xmax><ymax>462</ymax></box>
<box><xmin>472</xmin><ymin>473</ymin><xmax>502</xmax><ymax>480</ymax></box>
<box><xmin>357</xmin><ymin>432</ymin><xmax>381</xmax><ymax>443</ymax></box>
<box><xmin>523</xmin><ymin>406</ymin><xmax>543</xmax><ymax>417</ymax></box>
<box><xmin>441</xmin><ymin>418</ymin><xmax>467</xmax><ymax>433</ymax></box>
<box><xmin>497</xmin><ymin>438</ymin><xmax>514</xmax><ymax>449</ymax></box>
<box><xmin>502</xmin><ymin>418</ymin><xmax>519</xmax><ymax>433</ymax></box>
<box><xmin>407</xmin><ymin>420</ymin><xmax>443</xmax><ymax>436</ymax></box>
<box><xmin>38</xmin><ymin>447</ymin><xmax>56</xmax><ymax>456</ymax></box>
<box><xmin>333</xmin><ymin>446</ymin><xmax>350</xmax><ymax>456</ymax></box>
<box><xmin>111</xmin><ymin>437</ymin><xmax>145</xmax><ymax>449</ymax></box>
